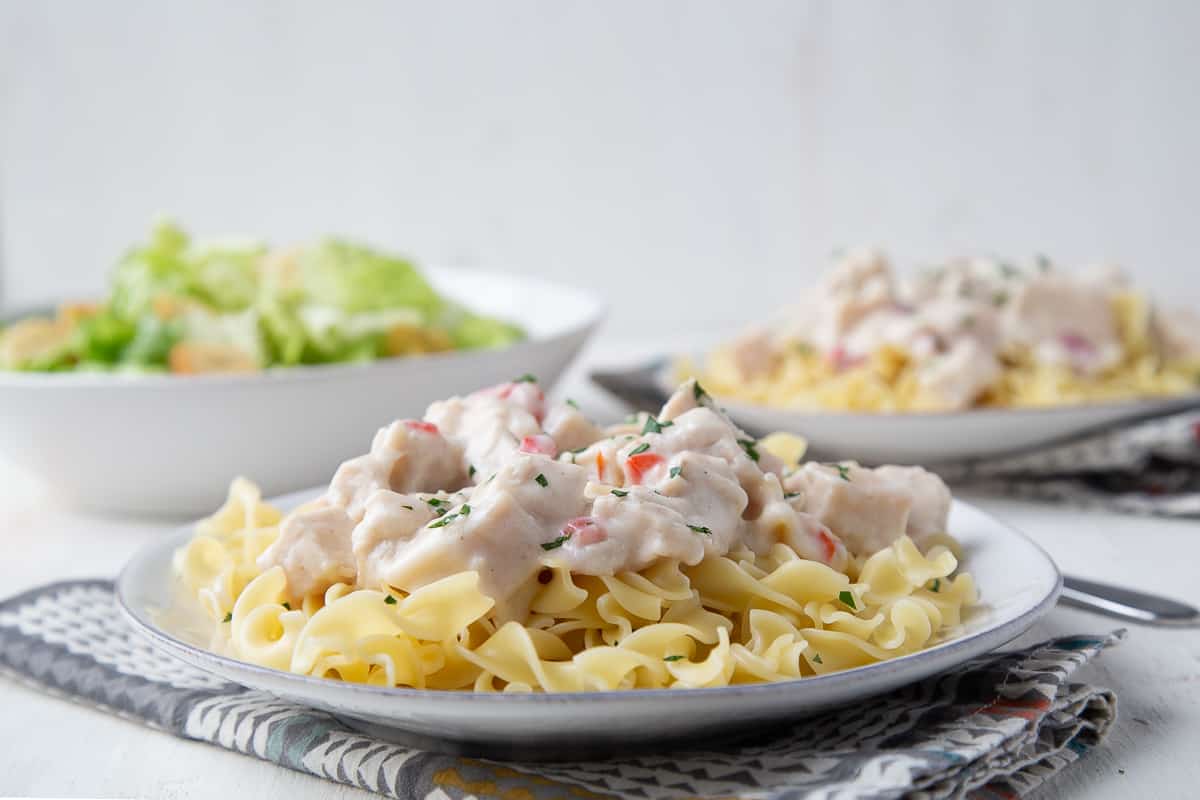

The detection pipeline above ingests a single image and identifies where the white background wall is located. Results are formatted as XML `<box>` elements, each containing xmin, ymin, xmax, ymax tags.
<box><xmin>2</xmin><ymin>0</ymin><xmax>1198</xmax><ymax>331</ymax></box>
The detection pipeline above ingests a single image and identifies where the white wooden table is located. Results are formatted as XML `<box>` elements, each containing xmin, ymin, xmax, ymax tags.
<box><xmin>0</xmin><ymin>351</ymin><xmax>1196</xmax><ymax>799</ymax></box>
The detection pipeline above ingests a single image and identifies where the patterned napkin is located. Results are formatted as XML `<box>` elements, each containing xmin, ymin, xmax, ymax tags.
<box><xmin>1</xmin><ymin>580</ymin><xmax>1122</xmax><ymax>800</ymax></box>
<box><xmin>933</xmin><ymin>410</ymin><xmax>1200</xmax><ymax>517</ymax></box>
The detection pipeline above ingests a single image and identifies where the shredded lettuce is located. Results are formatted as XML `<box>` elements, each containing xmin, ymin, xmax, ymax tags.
<box><xmin>297</xmin><ymin>239</ymin><xmax>441</xmax><ymax>314</ymax></box>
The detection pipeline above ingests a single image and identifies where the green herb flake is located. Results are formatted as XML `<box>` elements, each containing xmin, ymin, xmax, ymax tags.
<box><xmin>281</xmin><ymin>602</ymin><xmax>291</xmax><ymax>610</ymax></box>
<box><xmin>669</xmin><ymin>466</ymin><xmax>682</xmax><ymax>479</ymax></box>
<box><xmin>513</xmin><ymin>373</ymin><xmax>538</xmax><ymax>383</ymax></box>
<box><xmin>540</xmin><ymin>533</ymin><xmax>571</xmax><ymax>551</ymax></box>
<box><xmin>426</xmin><ymin>497</ymin><xmax>444</xmax><ymax>507</ymax></box>
<box><xmin>828</xmin><ymin>463</ymin><xmax>851</xmax><ymax>481</ymax></box>
<box><xmin>565</xmin><ymin>398</ymin><xmax>580</xmax><ymax>409</ymax></box>
<box><xmin>401</xmin><ymin>504</ymin><xmax>414</xmax><ymax>511</ymax></box>
<box><xmin>468</xmin><ymin>465</ymin><xmax>476</xmax><ymax>478</ymax></box>
<box><xmin>570</xmin><ymin>445</ymin><xmax>590</xmax><ymax>455</ymax></box>
<box><xmin>428</xmin><ymin>513</ymin><xmax>458</xmax><ymax>528</ymax></box>
<box><xmin>737</xmin><ymin>438</ymin><xmax>760</xmax><ymax>462</ymax></box>
<box><xmin>992</xmin><ymin>291</ymin><xmax>1008</xmax><ymax>307</ymax></box>
<box><xmin>784</xmin><ymin>492</ymin><xmax>802</xmax><ymax>499</ymax></box>
<box><xmin>687</xmin><ymin>524</ymin><xmax>712</xmax><ymax>535</ymax></box>
<box><xmin>641</xmin><ymin>415</ymin><xmax>674</xmax><ymax>435</ymax></box>
<box><xmin>611</xmin><ymin>489</ymin><xmax>629</xmax><ymax>497</ymax></box>
<box><xmin>460</xmin><ymin>504</ymin><xmax>471</xmax><ymax>516</ymax></box>
<box><xmin>693</xmin><ymin>381</ymin><xmax>709</xmax><ymax>402</ymax></box>
<box><xmin>384</xmin><ymin>595</ymin><xmax>398</xmax><ymax>605</ymax></box>
<box><xmin>812</xmin><ymin>653</ymin><xmax>823</xmax><ymax>664</ymax></box>
<box><xmin>629</xmin><ymin>442</ymin><xmax>650</xmax><ymax>456</ymax></box>
<box><xmin>838</xmin><ymin>590</ymin><xmax>857</xmax><ymax>610</ymax></box>
<box><xmin>535</xmin><ymin>473</ymin><xmax>549</xmax><ymax>488</ymax></box>
<box><xmin>663</xmin><ymin>655</ymin><xmax>685</xmax><ymax>662</ymax></box>
<box><xmin>929</xmin><ymin>578</ymin><xmax>941</xmax><ymax>593</ymax></box>
<box><xmin>222</xmin><ymin>612</ymin><xmax>232</xmax><ymax>623</ymax></box>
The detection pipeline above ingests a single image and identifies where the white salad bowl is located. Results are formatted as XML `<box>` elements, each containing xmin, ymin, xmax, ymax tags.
<box><xmin>0</xmin><ymin>268</ymin><xmax>604</xmax><ymax>515</ymax></box>
<box><xmin>117</xmin><ymin>489</ymin><xmax>1061</xmax><ymax>760</ymax></box>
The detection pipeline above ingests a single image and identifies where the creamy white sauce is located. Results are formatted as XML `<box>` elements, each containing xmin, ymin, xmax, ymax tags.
<box><xmin>258</xmin><ymin>379</ymin><xmax>954</xmax><ymax>606</ymax></box>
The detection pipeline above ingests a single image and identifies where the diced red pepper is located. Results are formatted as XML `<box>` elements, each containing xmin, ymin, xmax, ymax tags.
<box><xmin>519</xmin><ymin>434</ymin><xmax>558</xmax><ymax>458</ymax></box>
<box><xmin>563</xmin><ymin>516</ymin><xmax>606</xmax><ymax>545</ymax></box>
<box><xmin>404</xmin><ymin>420</ymin><xmax>439</xmax><ymax>434</ymax></box>
<box><xmin>828</xmin><ymin>345</ymin><xmax>865</xmax><ymax>372</ymax></box>
<box><xmin>626</xmin><ymin>452</ymin><xmax>664</xmax><ymax>485</ymax></box>
<box><xmin>1059</xmin><ymin>331</ymin><xmax>1095</xmax><ymax>356</ymax></box>
<box><xmin>817</xmin><ymin>529</ymin><xmax>837</xmax><ymax>563</ymax></box>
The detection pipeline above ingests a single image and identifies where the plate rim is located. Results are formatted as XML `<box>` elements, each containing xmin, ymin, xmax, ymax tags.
<box><xmin>116</xmin><ymin>491</ymin><xmax>1063</xmax><ymax>706</ymax></box>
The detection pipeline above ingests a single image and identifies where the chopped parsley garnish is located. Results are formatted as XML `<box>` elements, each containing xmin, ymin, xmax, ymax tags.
<box><xmin>629</xmin><ymin>442</ymin><xmax>650</xmax><ymax>456</ymax></box>
<box><xmin>570</xmin><ymin>445</ymin><xmax>590</xmax><ymax>454</ymax></box>
<box><xmin>425</xmin><ymin>497</ymin><xmax>448</xmax><ymax>516</ymax></box>
<box><xmin>737</xmin><ymin>438</ymin><xmax>760</xmax><ymax>462</ymax></box>
<box><xmin>611</xmin><ymin>489</ymin><xmax>629</xmax><ymax>497</ymax></box>
<box><xmin>827</xmin><ymin>463</ymin><xmax>851</xmax><ymax>481</ymax></box>
<box><xmin>540</xmin><ymin>533</ymin><xmax>571</xmax><ymax>551</ymax></box>
<box><xmin>384</xmin><ymin>595</ymin><xmax>398</xmax><ymax>605</ymax></box>
<box><xmin>669</xmin><ymin>466</ymin><xmax>682</xmax><ymax>479</ymax></box>
<box><xmin>812</xmin><ymin>653</ymin><xmax>823</xmax><ymax>664</ymax></box>
<box><xmin>222</xmin><ymin>612</ymin><xmax>232</xmax><ymax>623</ymax></box>
<box><xmin>535</xmin><ymin>473</ymin><xmax>549</xmax><ymax>487</ymax></box>
<box><xmin>641</xmin><ymin>415</ymin><xmax>674</xmax><ymax>434</ymax></box>
<box><xmin>929</xmin><ymin>578</ymin><xmax>941</xmax><ymax>593</ymax></box>
<box><xmin>687</xmin><ymin>524</ymin><xmax>712</xmax><ymax>535</ymax></box>
<box><xmin>428</xmin><ymin>513</ymin><xmax>458</xmax><ymax>528</ymax></box>
<box><xmin>426</xmin><ymin>497</ymin><xmax>444</xmax><ymax>507</ymax></box>
<box><xmin>513</xmin><ymin>373</ymin><xmax>538</xmax><ymax>383</ymax></box>
<box><xmin>281</xmin><ymin>602</ymin><xmax>291</xmax><ymax>610</ymax></box>
<box><xmin>565</xmin><ymin>398</ymin><xmax>579</xmax><ymax>409</ymax></box>
<box><xmin>460</xmin><ymin>504</ymin><xmax>471</xmax><ymax>516</ymax></box>
<box><xmin>693</xmin><ymin>381</ymin><xmax>709</xmax><ymax>402</ymax></box>
<box><xmin>468</xmin><ymin>465</ymin><xmax>476</xmax><ymax>478</ymax></box>
<box><xmin>663</xmin><ymin>655</ymin><xmax>685</xmax><ymax>662</ymax></box>
<box><xmin>838</xmin><ymin>590</ymin><xmax>857</xmax><ymax>610</ymax></box>
<box><xmin>784</xmin><ymin>492</ymin><xmax>802</xmax><ymax>499</ymax></box>
<box><xmin>400</xmin><ymin>504</ymin><xmax>414</xmax><ymax>511</ymax></box>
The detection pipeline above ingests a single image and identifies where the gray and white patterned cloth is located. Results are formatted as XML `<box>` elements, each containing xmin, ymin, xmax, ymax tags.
<box><xmin>933</xmin><ymin>410</ymin><xmax>1200</xmax><ymax>517</ymax></box>
<box><xmin>1</xmin><ymin>580</ymin><xmax>1122</xmax><ymax>800</ymax></box>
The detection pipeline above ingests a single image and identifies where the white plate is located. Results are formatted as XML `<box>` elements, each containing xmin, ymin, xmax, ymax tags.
<box><xmin>0</xmin><ymin>268</ymin><xmax>603</xmax><ymax>515</ymax></box>
<box><xmin>646</xmin><ymin>365</ymin><xmax>1200</xmax><ymax>464</ymax></box>
<box><xmin>117</xmin><ymin>489</ymin><xmax>1061</xmax><ymax>760</ymax></box>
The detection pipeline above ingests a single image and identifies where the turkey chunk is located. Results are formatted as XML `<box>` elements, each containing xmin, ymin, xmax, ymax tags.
<box><xmin>327</xmin><ymin>420</ymin><xmax>467</xmax><ymax>521</ymax></box>
<box><xmin>786</xmin><ymin>463</ymin><xmax>913</xmax><ymax>556</ymax></box>
<box><xmin>257</xmin><ymin>504</ymin><xmax>356</xmax><ymax>600</ymax></box>
<box><xmin>872</xmin><ymin>465</ymin><xmax>951</xmax><ymax>547</ymax></box>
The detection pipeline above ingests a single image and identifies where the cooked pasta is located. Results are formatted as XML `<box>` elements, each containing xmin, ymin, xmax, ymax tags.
<box><xmin>174</xmin><ymin>378</ymin><xmax>976</xmax><ymax>692</ymax></box>
<box><xmin>688</xmin><ymin>250</ymin><xmax>1200</xmax><ymax>412</ymax></box>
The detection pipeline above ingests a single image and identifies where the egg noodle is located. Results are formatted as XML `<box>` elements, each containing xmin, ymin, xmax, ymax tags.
<box><xmin>175</xmin><ymin>478</ymin><xmax>974</xmax><ymax>692</ymax></box>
